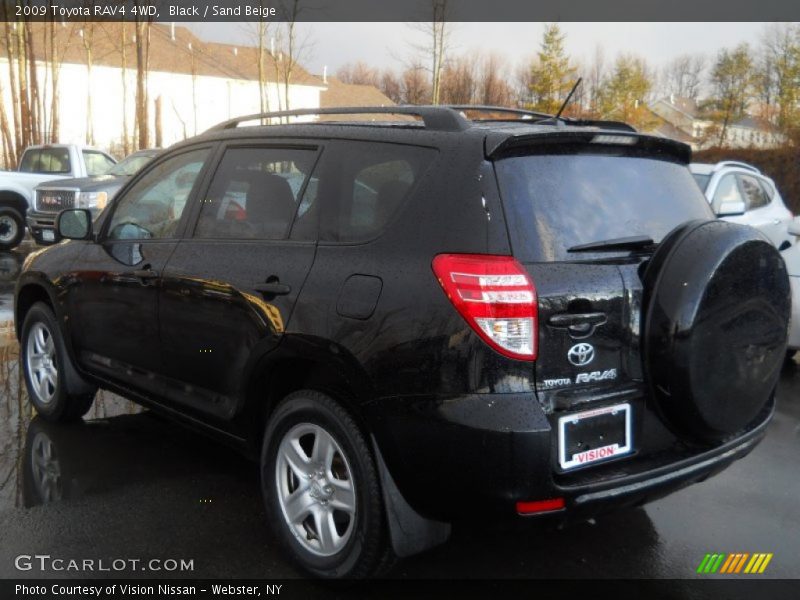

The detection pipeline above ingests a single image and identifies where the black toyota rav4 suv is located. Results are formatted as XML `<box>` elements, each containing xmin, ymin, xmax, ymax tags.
<box><xmin>15</xmin><ymin>106</ymin><xmax>790</xmax><ymax>578</ymax></box>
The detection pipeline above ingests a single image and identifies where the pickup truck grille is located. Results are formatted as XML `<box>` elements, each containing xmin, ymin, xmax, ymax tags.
<box><xmin>36</xmin><ymin>190</ymin><xmax>76</xmax><ymax>213</ymax></box>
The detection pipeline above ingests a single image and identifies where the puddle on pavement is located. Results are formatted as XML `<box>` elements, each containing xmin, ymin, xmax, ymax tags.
<box><xmin>0</xmin><ymin>320</ymin><xmax>142</xmax><ymax>511</ymax></box>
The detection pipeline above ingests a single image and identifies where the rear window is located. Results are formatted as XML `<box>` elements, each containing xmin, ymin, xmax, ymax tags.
<box><xmin>19</xmin><ymin>147</ymin><xmax>71</xmax><ymax>174</ymax></box>
<box><xmin>495</xmin><ymin>151</ymin><xmax>713</xmax><ymax>262</ymax></box>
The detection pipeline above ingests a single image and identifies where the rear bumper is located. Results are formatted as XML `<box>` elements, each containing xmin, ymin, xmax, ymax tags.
<box><xmin>367</xmin><ymin>392</ymin><xmax>772</xmax><ymax>523</ymax></box>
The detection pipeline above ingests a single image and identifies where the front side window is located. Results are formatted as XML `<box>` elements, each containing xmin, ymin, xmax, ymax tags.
<box><xmin>194</xmin><ymin>147</ymin><xmax>317</xmax><ymax>240</ymax></box>
<box><xmin>106</xmin><ymin>148</ymin><xmax>209</xmax><ymax>241</ymax></box>
<box><xmin>83</xmin><ymin>150</ymin><xmax>116</xmax><ymax>177</ymax></box>
<box><xmin>711</xmin><ymin>174</ymin><xmax>744</xmax><ymax>211</ymax></box>
<box><xmin>19</xmin><ymin>148</ymin><xmax>71</xmax><ymax>174</ymax></box>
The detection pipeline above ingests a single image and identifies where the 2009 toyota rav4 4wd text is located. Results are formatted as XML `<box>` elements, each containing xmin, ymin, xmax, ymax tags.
<box><xmin>14</xmin><ymin>106</ymin><xmax>790</xmax><ymax>578</ymax></box>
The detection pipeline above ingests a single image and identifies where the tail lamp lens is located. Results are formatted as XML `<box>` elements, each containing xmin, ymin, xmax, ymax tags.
<box><xmin>432</xmin><ymin>254</ymin><xmax>538</xmax><ymax>361</ymax></box>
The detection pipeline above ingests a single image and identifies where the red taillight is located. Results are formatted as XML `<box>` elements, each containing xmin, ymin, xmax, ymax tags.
<box><xmin>432</xmin><ymin>253</ymin><xmax>538</xmax><ymax>361</ymax></box>
<box><xmin>516</xmin><ymin>497</ymin><xmax>565</xmax><ymax>514</ymax></box>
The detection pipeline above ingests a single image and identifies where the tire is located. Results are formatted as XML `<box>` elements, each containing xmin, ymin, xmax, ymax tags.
<box><xmin>0</xmin><ymin>206</ymin><xmax>25</xmax><ymax>250</ymax></box>
<box><xmin>261</xmin><ymin>390</ymin><xmax>389</xmax><ymax>579</ymax></box>
<box><xmin>20</xmin><ymin>302</ymin><xmax>96</xmax><ymax>422</ymax></box>
<box><xmin>643</xmin><ymin>220</ymin><xmax>791</xmax><ymax>441</ymax></box>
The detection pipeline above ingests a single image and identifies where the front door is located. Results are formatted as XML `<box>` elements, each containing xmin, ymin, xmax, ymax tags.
<box><xmin>66</xmin><ymin>147</ymin><xmax>213</xmax><ymax>396</ymax></box>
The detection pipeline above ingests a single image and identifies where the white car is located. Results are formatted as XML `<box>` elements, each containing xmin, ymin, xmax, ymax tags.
<box><xmin>690</xmin><ymin>161</ymin><xmax>794</xmax><ymax>250</ymax></box>
<box><xmin>783</xmin><ymin>220</ymin><xmax>800</xmax><ymax>358</ymax></box>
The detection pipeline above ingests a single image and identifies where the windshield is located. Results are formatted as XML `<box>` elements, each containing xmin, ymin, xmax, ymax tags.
<box><xmin>495</xmin><ymin>151</ymin><xmax>713</xmax><ymax>262</ymax></box>
<box><xmin>108</xmin><ymin>153</ymin><xmax>157</xmax><ymax>177</ymax></box>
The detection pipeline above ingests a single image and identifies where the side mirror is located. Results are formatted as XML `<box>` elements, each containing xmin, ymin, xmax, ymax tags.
<box><xmin>716</xmin><ymin>200</ymin><xmax>746</xmax><ymax>217</ymax></box>
<box><xmin>788</xmin><ymin>221</ymin><xmax>800</xmax><ymax>237</ymax></box>
<box><xmin>56</xmin><ymin>208</ymin><xmax>93</xmax><ymax>240</ymax></box>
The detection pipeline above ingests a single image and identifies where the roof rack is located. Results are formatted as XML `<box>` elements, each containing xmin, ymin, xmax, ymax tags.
<box><xmin>206</xmin><ymin>106</ymin><xmax>470</xmax><ymax>133</ymax></box>
<box><xmin>714</xmin><ymin>161</ymin><xmax>760</xmax><ymax>174</ymax></box>
<box><xmin>445</xmin><ymin>105</ymin><xmax>554</xmax><ymax>121</ymax></box>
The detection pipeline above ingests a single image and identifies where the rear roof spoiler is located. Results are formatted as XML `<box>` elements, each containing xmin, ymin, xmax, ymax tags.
<box><xmin>485</xmin><ymin>129</ymin><xmax>692</xmax><ymax>164</ymax></box>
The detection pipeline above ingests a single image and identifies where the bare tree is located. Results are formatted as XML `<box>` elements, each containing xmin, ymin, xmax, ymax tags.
<box><xmin>440</xmin><ymin>54</ymin><xmax>477</xmax><ymax>104</ymax></box>
<box><xmin>272</xmin><ymin>0</ymin><xmax>314</xmax><ymax>118</ymax></box>
<box><xmin>402</xmin><ymin>62</ymin><xmax>431</xmax><ymax>105</ymax></box>
<box><xmin>707</xmin><ymin>44</ymin><xmax>753</xmax><ymax>146</ymax></box>
<box><xmin>379</xmin><ymin>70</ymin><xmax>403</xmax><ymax>104</ymax></box>
<box><xmin>406</xmin><ymin>0</ymin><xmax>452</xmax><ymax>105</ymax></box>
<box><xmin>79</xmin><ymin>24</ymin><xmax>96</xmax><ymax>145</ymax></box>
<box><xmin>476</xmin><ymin>53</ymin><xmax>513</xmax><ymax>107</ymax></box>
<box><xmin>134</xmin><ymin>12</ymin><xmax>151</xmax><ymax>149</ymax></box>
<box><xmin>755</xmin><ymin>23</ymin><xmax>800</xmax><ymax>137</ymax></box>
<box><xmin>337</xmin><ymin>61</ymin><xmax>380</xmax><ymax>87</ymax></box>
<box><xmin>661</xmin><ymin>54</ymin><xmax>706</xmax><ymax>100</ymax></box>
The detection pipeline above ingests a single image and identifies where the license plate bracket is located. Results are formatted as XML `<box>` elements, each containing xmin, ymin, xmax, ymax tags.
<box><xmin>558</xmin><ymin>403</ymin><xmax>632</xmax><ymax>471</ymax></box>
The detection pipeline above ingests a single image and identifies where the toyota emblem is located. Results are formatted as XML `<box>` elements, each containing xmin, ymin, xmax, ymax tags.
<box><xmin>567</xmin><ymin>343</ymin><xmax>595</xmax><ymax>366</ymax></box>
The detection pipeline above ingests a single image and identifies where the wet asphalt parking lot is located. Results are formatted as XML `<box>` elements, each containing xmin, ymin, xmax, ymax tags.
<box><xmin>0</xmin><ymin>242</ymin><xmax>798</xmax><ymax>587</ymax></box>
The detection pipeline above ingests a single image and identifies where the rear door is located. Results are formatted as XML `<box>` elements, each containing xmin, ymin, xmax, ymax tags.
<box><xmin>493</xmin><ymin>144</ymin><xmax>714</xmax><ymax>411</ymax></box>
<box><xmin>157</xmin><ymin>142</ymin><xmax>321</xmax><ymax>421</ymax></box>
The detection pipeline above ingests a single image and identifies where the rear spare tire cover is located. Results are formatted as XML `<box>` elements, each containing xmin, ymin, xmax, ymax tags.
<box><xmin>643</xmin><ymin>219</ymin><xmax>790</xmax><ymax>441</ymax></box>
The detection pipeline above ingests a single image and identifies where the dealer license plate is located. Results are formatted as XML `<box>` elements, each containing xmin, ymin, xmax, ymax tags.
<box><xmin>558</xmin><ymin>403</ymin><xmax>632</xmax><ymax>470</ymax></box>
<box><xmin>41</xmin><ymin>229</ymin><xmax>55</xmax><ymax>242</ymax></box>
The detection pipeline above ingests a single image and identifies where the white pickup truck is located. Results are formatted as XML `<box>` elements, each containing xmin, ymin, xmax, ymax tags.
<box><xmin>0</xmin><ymin>144</ymin><xmax>116</xmax><ymax>250</ymax></box>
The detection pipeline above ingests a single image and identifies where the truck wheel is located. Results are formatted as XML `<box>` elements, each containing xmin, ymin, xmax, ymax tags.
<box><xmin>20</xmin><ymin>302</ymin><xmax>96</xmax><ymax>422</ymax></box>
<box><xmin>261</xmin><ymin>390</ymin><xmax>389</xmax><ymax>578</ymax></box>
<box><xmin>0</xmin><ymin>206</ymin><xmax>25</xmax><ymax>250</ymax></box>
<box><xmin>643</xmin><ymin>220</ymin><xmax>790</xmax><ymax>441</ymax></box>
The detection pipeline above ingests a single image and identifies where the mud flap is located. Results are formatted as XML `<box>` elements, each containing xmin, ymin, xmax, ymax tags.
<box><xmin>371</xmin><ymin>436</ymin><xmax>451</xmax><ymax>558</ymax></box>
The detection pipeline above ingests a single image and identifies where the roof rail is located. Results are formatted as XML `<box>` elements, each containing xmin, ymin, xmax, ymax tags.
<box><xmin>206</xmin><ymin>106</ymin><xmax>470</xmax><ymax>133</ymax></box>
<box><xmin>445</xmin><ymin>105</ymin><xmax>554</xmax><ymax>121</ymax></box>
<box><xmin>446</xmin><ymin>105</ymin><xmax>637</xmax><ymax>132</ymax></box>
<box><xmin>714</xmin><ymin>161</ymin><xmax>760</xmax><ymax>174</ymax></box>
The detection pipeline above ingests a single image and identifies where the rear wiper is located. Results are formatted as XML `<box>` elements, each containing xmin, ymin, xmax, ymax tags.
<box><xmin>567</xmin><ymin>235</ymin><xmax>655</xmax><ymax>253</ymax></box>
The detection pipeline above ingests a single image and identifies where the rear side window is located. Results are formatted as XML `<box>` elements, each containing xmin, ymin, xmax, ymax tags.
<box><xmin>194</xmin><ymin>147</ymin><xmax>318</xmax><ymax>240</ymax></box>
<box><xmin>738</xmin><ymin>174</ymin><xmax>770</xmax><ymax>210</ymax></box>
<box><xmin>19</xmin><ymin>148</ymin><xmax>71</xmax><ymax>174</ymax></box>
<box><xmin>320</xmin><ymin>142</ymin><xmax>436</xmax><ymax>243</ymax></box>
<box><xmin>495</xmin><ymin>150</ymin><xmax>713</xmax><ymax>262</ymax></box>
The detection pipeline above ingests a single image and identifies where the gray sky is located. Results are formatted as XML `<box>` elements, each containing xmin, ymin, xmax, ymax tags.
<box><xmin>188</xmin><ymin>22</ymin><xmax>767</xmax><ymax>77</ymax></box>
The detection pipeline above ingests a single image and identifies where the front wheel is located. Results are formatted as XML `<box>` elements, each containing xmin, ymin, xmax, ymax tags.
<box><xmin>20</xmin><ymin>302</ymin><xmax>96</xmax><ymax>421</ymax></box>
<box><xmin>0</xmin><ymin>206</ymin><xmax>25</xmax><ymax>250</ymax></box>
<box><xmin>261</xmin><ymin>390</ymin><xmax>390</xmax><ymax>578</ymax></box>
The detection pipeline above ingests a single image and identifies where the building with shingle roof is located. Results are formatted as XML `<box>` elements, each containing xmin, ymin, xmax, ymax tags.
<box><xmin>0</xmin><ymin>22</ymin><xmax>327</xmax><ymax>154</ymax></box>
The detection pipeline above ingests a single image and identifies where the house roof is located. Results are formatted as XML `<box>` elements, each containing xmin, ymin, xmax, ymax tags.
<box><xmin>731</xmin><ymin>116</ymin><xmax>780</xmax><ymax>133</ymax></box>
<box><xmin>317</xmin><ymin>76</ymin><xmax>401</xmax><ymax>121</ymax></box>
<box><xmin>654</xmin><ymin>96</ymin><xmax>702</xmax><ymax>120</ymax></box>
<box><xmin>0</xmin><ymin>22</ymin><xmax>324</xmax><ymax>87</ymax></box>
<box><xmin>650</xmin><ymin>120</ymin><xmax>695</xmax><ymax>145</ymax></box>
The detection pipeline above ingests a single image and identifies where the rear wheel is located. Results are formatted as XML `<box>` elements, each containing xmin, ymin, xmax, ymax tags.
<box><xmin>261</xmin><ymin>390</ymin><xmax>389</xmax><ymax>578</ymax></box>
<box><xmin>21</xmin><ymin>302</ymin><xmax>95</xmax><ymax>421</ymax></box>
<box><xmin>0</xmin><ymin>206</ymin><xmax>25</xmax><ymax>250</ymax></box>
